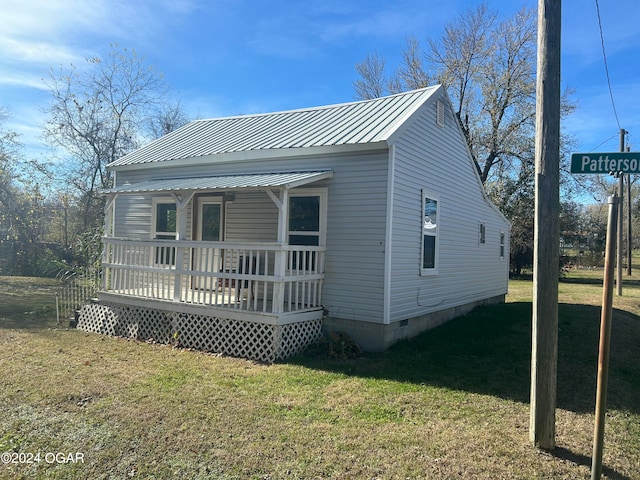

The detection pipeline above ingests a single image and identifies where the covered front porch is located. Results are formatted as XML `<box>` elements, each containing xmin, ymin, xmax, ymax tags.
<box><xmin>77</xmin><ymin>171</ymin><xmax>332</xmax><ymax>361</ymax></box>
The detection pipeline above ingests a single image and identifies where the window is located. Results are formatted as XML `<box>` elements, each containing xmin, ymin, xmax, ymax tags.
<box><xmin>288</xmin><ymin>190</ymin><xmax>327</xmax><ymax>271</ymax></box>
<box><xmin>288</xmin><ymin>195</ymin><xmax>320</xmax><ymax>246</ymax></box>
<box><xmin>287</xmin><ymin>189</ymin><xmax>327</xmax><ymax>247</ymax></box>
<box><xmin>479</xmin><ymin>223</ymin><xmax>486</xmax><ymax>245</ymax></box>
<box><xmin>421</xmin><ymin>192</ymin><xmax>438</xmax><ymax>273</ymax></box>
<box><xmin>152</xmin><ymin>199</ymin><xmax>177</xmax><ymax>265</ymax></box>
<box><xmin>154</xmin><ymin>201</ymin><xmax>177</xmax><ymax>239</ymax></box>
<box><xmin>500</xmin><ymin>231</ymin><xmax>506</xmax><ymax>259</ymax></box>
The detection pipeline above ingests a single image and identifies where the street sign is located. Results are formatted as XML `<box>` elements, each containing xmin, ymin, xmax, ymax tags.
<box><xmin>571</xmin><ymin>152</ymin><xmax>640</xmax><ymax>174</ymax></box>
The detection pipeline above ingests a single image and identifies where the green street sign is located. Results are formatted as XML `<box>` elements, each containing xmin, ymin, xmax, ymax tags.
<box><xmin>571</xmin><ymin>152</ymin><xmax>640</xmax><ymax>174</ymax></box>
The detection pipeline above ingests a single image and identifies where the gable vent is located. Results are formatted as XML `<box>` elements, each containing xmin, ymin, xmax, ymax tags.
<box><xmin>436</xmin><ymin>100</ymin><xmax>445</xmax><ymax>127</ymax></box>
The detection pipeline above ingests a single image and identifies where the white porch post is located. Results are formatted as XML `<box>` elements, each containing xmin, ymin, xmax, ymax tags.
<box><xmin>267</xmin><ymin>188</ymin><xmax>288</xmax><ymax>314</ymax></box>
<box><xmin>171</xmin><ymin>192</ymin><xmax>194</xmax><ymax>302</ymax></box>
<box><xmin>103</xmin><ymin>194</ymin><xmax>118</xmax><ymax>290</ymax></box>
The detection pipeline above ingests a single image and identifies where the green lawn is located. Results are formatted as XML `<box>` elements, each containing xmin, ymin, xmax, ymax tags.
<box><xmin>0</xmin><ymin>272</ymin><xmax>638</xmax><ymax>479</ymax></box>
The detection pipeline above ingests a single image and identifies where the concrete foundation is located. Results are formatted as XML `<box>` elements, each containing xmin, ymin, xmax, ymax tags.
<box><xmin>322</xmin><ymin>294</ymin><xmax>506</xmax><ymax>352</ymax></box>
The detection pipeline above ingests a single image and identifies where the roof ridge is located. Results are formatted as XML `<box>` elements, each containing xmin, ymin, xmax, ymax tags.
<box><xmin>192</xmin><ymin>85</ymin><xmax>440</xmax><ymax>123</ymax></box>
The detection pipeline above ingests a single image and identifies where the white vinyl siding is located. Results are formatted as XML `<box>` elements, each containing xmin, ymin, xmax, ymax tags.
<box><xmin>388</xmin><ymin>93</ymin><xmax>510</xmax><ymax>322</ymax></box>
<box><xmin>113</xmin><ymin>149</ymin><xmax>389</xmax><ymax>324</ymax></box>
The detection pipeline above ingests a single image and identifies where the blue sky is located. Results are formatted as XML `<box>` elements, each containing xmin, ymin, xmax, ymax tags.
<box><xmin>1</xmin><ymin>0</ymin><xmax>639</xmax><ymax>164</ymax></box>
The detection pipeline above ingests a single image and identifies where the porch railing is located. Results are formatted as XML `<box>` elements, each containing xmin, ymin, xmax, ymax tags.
<box><xmin>101</xmin><ymin>238</ymin><xmax>325</xmax><ymax>314</ymax></box>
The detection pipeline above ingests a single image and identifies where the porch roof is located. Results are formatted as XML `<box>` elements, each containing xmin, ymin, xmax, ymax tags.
<box><xmin>102</xmin><ymin>170</ymin><xmax>333</xmax><ymax>194</ymax></box>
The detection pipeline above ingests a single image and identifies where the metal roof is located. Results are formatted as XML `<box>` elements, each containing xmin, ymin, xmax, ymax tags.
<box><xmin>109</xmin><ymin>86</ymin><xmax>440</xmax><ymax>168</ymax></box>
<box><xmin>102</xmin><ymin>170</ymin><xmax>334</xmax><ymax>194</ymax></box>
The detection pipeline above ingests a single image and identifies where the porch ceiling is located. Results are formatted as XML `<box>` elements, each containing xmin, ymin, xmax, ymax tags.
<box><xmin>101</xmin><ymin>170</ymin><xmax>333</xmax><ymax>194</ymax></box>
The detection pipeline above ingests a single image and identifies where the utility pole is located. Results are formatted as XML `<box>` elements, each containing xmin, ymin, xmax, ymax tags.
<box><xmin>627</xmin><ymin>171</ymin><xmax>632</xmax><ymax>276</ymax></box>
<box><xmin>530</xmin><ymin>0</ymin><xmax>561</xmax><ymax>450</ymax></box>
<box><xmin>616</xmin><ymin>128</ymin><xmax>626</xmax><ymax>294</ymax></box>
<box><xmin>625</xmin><ymin>137</ymin><xmax>632</xmax><ymax>276</ymax></box>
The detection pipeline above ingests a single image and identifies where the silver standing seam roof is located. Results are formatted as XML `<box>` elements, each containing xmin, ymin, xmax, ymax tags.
<box><xmin>108</xmin><ymin>86</ymin><xmax>441</xmax><ymax>168</ymax></box>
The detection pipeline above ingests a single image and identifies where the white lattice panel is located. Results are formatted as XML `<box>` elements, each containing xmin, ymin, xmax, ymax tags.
<box><xmin>278</xmin><ymin>319</ymin><xmax>323</xmax><ymax>359</ymax></box>
<box><xmin>76</xmin><ymin>302</ymin><xmax>321</xmax><ymax>362</ymax></box>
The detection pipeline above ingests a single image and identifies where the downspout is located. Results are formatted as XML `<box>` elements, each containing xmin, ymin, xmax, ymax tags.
<box><xmin>383</xmin><ymin>144</ymin><xmax>396</xmax><ymax>324</ymax></box>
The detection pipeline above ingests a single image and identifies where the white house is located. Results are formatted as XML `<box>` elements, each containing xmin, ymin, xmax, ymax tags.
<box><xmin>77</xmin><ymin>86</ymin><xmax>510</xmax><ymax>362</ymax></box>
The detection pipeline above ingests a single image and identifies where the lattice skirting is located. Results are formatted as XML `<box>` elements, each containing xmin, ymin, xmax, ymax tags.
<box><xmin>76</xmin><ymin>302</ymin><xmax>322</xmax><ymax>363</ymax></box>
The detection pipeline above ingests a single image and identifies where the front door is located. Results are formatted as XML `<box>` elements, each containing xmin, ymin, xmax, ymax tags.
<box><xmin>194</xmin><ymin>196</ymin><xmax>223</xmax><ymax>288</ymax></box>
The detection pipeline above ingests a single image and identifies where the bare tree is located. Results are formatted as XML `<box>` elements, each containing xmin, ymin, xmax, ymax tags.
<box><xmin>389</xmin><ymin>36</ymin><xmax>432</xmax><ymax>93</ymax></box>
<box><xmin>428</xmin><ymin>3</ymin><xmax>496</xmax><ymax>139</ymax></box>
<box><xmin>353</xmin><ymin>3</ymin><xmax>579</xmax><ymax>274</ymax></box>
<box><xmin>429</xmin><ymin>5</ymin><xmax>537</xmax><ymax>185</ymax></box>
<box><xmin>354</xmin><ymin>52</ymin><xmax>387</xmax><ymax>100</ymax></box>
<box><xmin>44</xmin><ymin>45</ymin><xmax>168</xmax><ymax>229</ymax></box>
<box><xmin>353</xmin><ymin>4</ymin><xmax>542</xmax><ymax>186</ymax></box>
<box><xmin>147</xmin><ymin>100</ymin><xmax>191</xmax><ymax>140</ymax></box>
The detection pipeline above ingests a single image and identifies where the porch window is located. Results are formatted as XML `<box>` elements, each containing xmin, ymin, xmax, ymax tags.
<box><xmin>421</xmin><ymin>191</ymin><xmax>438</xmax><ymax>274</ymax></box>
<box><xmin>288</xmin><ymin>190</ymin><xmax>326</xmax><ymax>271</ymax></box>
<box><xmin>288</xmin><ymin>195</ymin><xmax>320</xmax><ymax>246</ymax></box>
<box><xmin>153</xmin><ymin>199</ymin><xmax>177</xmax><ymax>265</ymax></box>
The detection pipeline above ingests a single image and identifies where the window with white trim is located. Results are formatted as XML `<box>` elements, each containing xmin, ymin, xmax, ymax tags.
<box><xmin>287</xmin><ymin>189</ymin><xmax>327</xmax><ymax>247</ymax></box>
<box><xmin>152</xmin><ymin>198</ymin><xmax>177</xmax><ymax>265</ymax></box>
<box><xmin>287</xmin><ymin>189</ymin><xmax>327</xmax><ymax>272</ymax></box>
<box><xmin>421</xmin><ymin>191</ymin><xmax>438</xmax><ymax>274</ymax></box>
<box><xmin>500</xmin><ymin>231</ymin><xmax>506</xmax><ymax>259</ymax></box>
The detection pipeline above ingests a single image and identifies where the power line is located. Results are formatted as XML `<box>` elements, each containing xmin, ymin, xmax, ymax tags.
<box><xmin>591</xmin><ymin>133</ymin><xmax>618</xmax><ymax>151</ymax></box>
<box><xmin>595</xmin><ymin>0</ymin><xmax>621</xmax><ymax>130</ymax></box>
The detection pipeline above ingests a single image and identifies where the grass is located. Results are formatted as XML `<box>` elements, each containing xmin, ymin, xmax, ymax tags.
<box><xmin>0</xmin><ymin>271</ymin><xmax>638</xmax><ymax>479</ymax></box>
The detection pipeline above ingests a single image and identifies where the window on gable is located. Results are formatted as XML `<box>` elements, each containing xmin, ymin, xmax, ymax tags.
<box><xmin>500</xmin><ymin>231</ymin><xmax>506</xmax><ymax>259</ymax></box>
<box><xmin>421</xmin><ymin>192</ymin><xmax>438</xmax><ymax>274</ymax></box>
<box><xmin>479</xmin><ymin>223</ymin><xmax>486</xmax><ymax>245</ymax></box>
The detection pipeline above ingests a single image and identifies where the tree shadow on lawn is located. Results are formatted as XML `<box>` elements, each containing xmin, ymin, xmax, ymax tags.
<box><xmin>0</xmin><ymin>302</ymin><xmax>59</xmax><ymax>330</ymax></box>
<box><xmin>561</xmin><ymin>275</ymin><xmax>640</xmax><ymax>289</ymax></box>
<box><xmin>0</xmin><ymin>280</ymin><xmax>60</xmax><ymax>330</ymax></box>
<box><xmin>292</xmin><ymin>301</ymin><xmax>640</xmax><ymax>416</ymax></box>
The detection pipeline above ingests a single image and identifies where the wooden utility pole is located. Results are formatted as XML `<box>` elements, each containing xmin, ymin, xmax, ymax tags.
<box><xmin>627</xmin><ymin>169</ymin><xmax>632</xmax><ymax>276</ymax></box>
<box><xmin>530</xmin><ymin>0</ymin><xmax>561</xmax><ymax>450</ymax></box>
<box><xmin>616</xmin><ymin>129</ymin><xmax>625</xmax><ymax>294</ymax></box>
